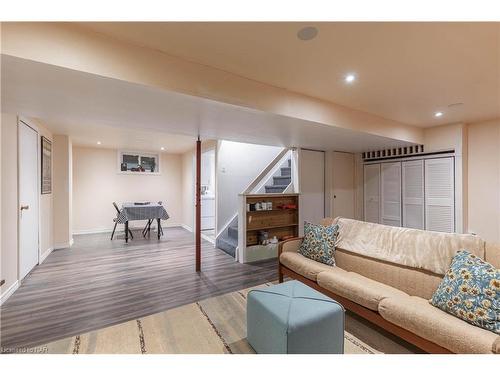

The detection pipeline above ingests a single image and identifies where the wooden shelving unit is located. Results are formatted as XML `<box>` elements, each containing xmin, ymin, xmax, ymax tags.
<box><xmin>244</xmin><ymin>194</ymin><xmax>299</xmax><ymax>246</ymax></box>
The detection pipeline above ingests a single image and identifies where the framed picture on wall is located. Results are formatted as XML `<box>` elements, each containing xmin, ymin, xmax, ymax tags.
<box><xmin>41</xmin><ymin>136</ymin><xmax>52</xmax><ymax>194</ymax></box>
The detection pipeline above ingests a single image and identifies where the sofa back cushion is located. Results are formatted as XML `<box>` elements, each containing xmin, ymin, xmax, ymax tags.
<box><xmin>486</xmin><ymin>243</ymin><xmax>500</xmax><ymax>269</ymax></box>
<box><xmin>335</xmin><ymin>248</ymin><xmax>443</xmax><ymax>300</ymax></box>
<box><xmin>333</xmin><ymin>218</ymin><xmax>485</xmax><ymax>275</ymax></box>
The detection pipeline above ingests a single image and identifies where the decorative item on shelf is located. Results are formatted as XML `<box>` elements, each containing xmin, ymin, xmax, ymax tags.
<box><xmin>269</xmin><ymin>236</ymin><xmax>279</xmax><ymax>244</ymax></box>
<box><xmin>258</xmin><ymin>230</ymin><xmax>269</xmax><ymax>245</ymax></box>
<box><xmin>267</xmin><ymin>201</ymin><xmax>273</xmax><ymax>210</ymax></box>
<box><xmin>248</xmin><ymin>203</ymin><xmax>256</xmax><ymax>211</ymax></box>
<box><xmin>255</xmin><ymin>202</ymin><xmax>262</xmax><ymax>211</ymax></box>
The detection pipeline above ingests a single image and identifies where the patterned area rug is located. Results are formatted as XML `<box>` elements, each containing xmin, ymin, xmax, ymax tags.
<box><xmin>34</xmin><ymin>283</ymin><xmax>415</xmax><ymax>354</ymax></box>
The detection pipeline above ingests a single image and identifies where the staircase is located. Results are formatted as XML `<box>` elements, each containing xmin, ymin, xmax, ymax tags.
<box><xmin>216</xmin><ymin>218</ymin><xmax>238</xmax><ymax>257</ymax></box>
<box><xmin>264</xmin><ymin>159</ymin><xmax>291</xmax><ymax>193</ymax></box>
<box><xmin>216</xmin><ymin>158</ymin><xmax>292</xmax><ymax>258</ymax></box>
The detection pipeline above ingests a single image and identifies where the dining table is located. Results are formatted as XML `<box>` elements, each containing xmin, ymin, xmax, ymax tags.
<box><xmin>117</xmin><ymin>202</ymin><xmax>170</xmax><ymax>243</ymax></box>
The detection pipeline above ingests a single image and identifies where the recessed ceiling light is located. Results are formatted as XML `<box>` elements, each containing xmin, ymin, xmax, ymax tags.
<box><xmin>297</xmin><ymin>26</ymin><xmax>318</xmax><ymax>41</ymax></box>
<box><xmin>97</xmin><ymin>141</ymin><xmax>101</xmax><ymax>145</ymax></box>
<box><xmin>434</xmin><ymin>111</ymin><xmax>444</xmax><ymax>118</ymax></box>
<box><xmin>344</xmin><ymin>73</ymin><xmax>356</xmax><ymax>84</ymax></box>
<box><xmin>160</xmin><ymin>147</ymin><xmax>165</xmax><ymax>151</ymax></box>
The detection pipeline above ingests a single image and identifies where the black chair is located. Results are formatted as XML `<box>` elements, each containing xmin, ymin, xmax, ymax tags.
<box><xmin>111</xmin><ymin>202</ymin><xmax>134</xmax><ymax>240</ymax></box>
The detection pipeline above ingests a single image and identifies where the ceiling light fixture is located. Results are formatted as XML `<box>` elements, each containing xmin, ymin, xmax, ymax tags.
<box><xmin>97</xmin><ymin>141</ymin><xmax>101</xmax><ymax>145</ymax></box>
<box><xmin>297</xmin><ymin>26</ymin><xmax>318</xmax><ymax>41</ymax></box>
<box><xmin>434</xmin><ymin>111</ymin><xmax>444</xmax><ymax>118</ymax></box>
<box><xmin>161</xmin><ymin>147</ymin><xmax>165</xmax><ymax>151</ymax></box>
<box><xmin>344</xmin><ymin>73</ymin><xmax>356</xmax><ymax>84</ymax></box>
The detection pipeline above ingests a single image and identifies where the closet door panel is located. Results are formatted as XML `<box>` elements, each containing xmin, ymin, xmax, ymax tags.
<box><xmin>364</xmin><ymin>164</ymin><xmax>380</xmax><ymax>223</ymax></box>
<box><xmin>425</xmin><ymin>157</ymin><xmax>455</xmax><ymax>232</ymax></box>
<box><xmin>381</xmin><ymin>162</ymin><xmax>402</xmax><ymax>227</ymax></box>
<box><xmin>402</xmin><ymin>160</ymin><xmax>424</xmax><ymax>229</ymax></box>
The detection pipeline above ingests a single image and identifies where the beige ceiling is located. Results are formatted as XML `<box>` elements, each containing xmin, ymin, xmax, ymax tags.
<box><xmin>78</xmin><ymin>22</ymin><xmax>500</xmax><ymax>127</ymax></box>
<box><xmin>2</xmin><ymin>55</ymin><xmax>412</xmax><ymax>153</ymax></box>
<box><xmin>46</xmin><ymin>121</ymin><xmax>197</xmax><ymax>154</ymax></box>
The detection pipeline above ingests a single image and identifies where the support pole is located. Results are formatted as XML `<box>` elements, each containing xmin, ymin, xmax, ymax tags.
<box><xmin>195</xmin><ymin>137</ymin><xmax>202</xmax><ymax>272</ymax></box>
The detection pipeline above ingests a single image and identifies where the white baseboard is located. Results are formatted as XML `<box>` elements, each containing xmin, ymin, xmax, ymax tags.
<box><xmin>73</xmin><ymin>223</ymin><xmax>185</xmax><ymax>236</ymax></box>
<box><xmin>201</xmin><ymin>232</ymin><xmax>215</xmax><ymax>244</ymax></box>
<box><xmin>53</xmin><ymin>239</ymin><xmax>74</xmax><ymax>250</ymax></box>
<box><xmin>0</xmin><ymin>280</ymin><xmax>19</xmax><ymax>306</ymax></box>
<box><xmin>181</xmin><ymin>224</ymin><xmax>193</xmax><ymax>232</ymax></box>
<box><xmin>39</xmin><ymin>247</ymin><xmax>54</xmax><ymax>263</ymax></box>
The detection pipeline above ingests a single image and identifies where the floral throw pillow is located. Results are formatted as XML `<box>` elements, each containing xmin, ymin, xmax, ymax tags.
<box><xmin>430</xmin><ymin>250</ymin><xmax>500</xmax><ymax>334</ymax></box>
<box><xmin>298</xmin><ymin>222</ymin><xmax>339</xmax><ymax>266</ymax></box>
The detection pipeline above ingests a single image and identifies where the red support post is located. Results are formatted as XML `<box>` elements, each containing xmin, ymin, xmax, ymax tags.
<box><xmin>195</xmin><ymin>137</ymin><xmax>202</xmax><ymax>272</ymax></box>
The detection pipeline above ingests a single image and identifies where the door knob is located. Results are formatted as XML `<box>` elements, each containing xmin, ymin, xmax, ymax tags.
<box><xmin>20</xmin><ymin>205</ymin><xmax>29</xmax><ymax>211</ymax></box>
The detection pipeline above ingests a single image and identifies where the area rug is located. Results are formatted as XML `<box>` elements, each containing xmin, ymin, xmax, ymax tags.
<box><xmin>34</xmin><ymin>283</ymin><xmax>414</xmax><ymax>354</ymax></box>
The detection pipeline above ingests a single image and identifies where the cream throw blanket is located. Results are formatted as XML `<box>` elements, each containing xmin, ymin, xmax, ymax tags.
<box><xmin>333</xmin><ymin>218</ymin><xmax>485</xmax><ymax>275</ymax></box>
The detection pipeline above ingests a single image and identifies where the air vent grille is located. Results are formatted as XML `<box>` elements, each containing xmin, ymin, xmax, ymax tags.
<box><xmin>362</xmin><ymin>145</ymin><xmax>424</xmax><ymax>161</ymax></box>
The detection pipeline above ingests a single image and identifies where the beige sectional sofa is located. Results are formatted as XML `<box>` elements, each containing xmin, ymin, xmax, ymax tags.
<box><xmin>278</xmin><ymin>218</ymin><xmax>500</xmax><ymax>354</ymax></box>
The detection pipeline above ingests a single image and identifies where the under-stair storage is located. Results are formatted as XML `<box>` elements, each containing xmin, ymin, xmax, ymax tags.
<box><xmin>238</xmin><ymin>194</ymin><xmax>299</xmax><ymax>263</ymax></box>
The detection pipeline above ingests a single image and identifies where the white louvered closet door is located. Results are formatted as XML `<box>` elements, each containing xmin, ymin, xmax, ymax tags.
<box><xmin>364</xmin><ymin>163</ymin><xmax>381</xmax><ymax>223</ymax></box>
<box><xmin>381</xmin><ymin>162</ymin><xmax>402</xmax><ymax>226</ymax></box>
<box><xmin>425</xmin><ymin>157</ymin><xmax>455</xmax><ymax>232</ymax></box>
<box><xmin>402</xmin><ymin>160</ymin><xmax>424</xmax><ymax>229</ymax></box>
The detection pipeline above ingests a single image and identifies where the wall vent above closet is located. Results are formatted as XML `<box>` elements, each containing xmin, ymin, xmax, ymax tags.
<box><xmin>362</xmin><ymin>145</ymin><xmax>424</xmax><ymax>161</ymax></box>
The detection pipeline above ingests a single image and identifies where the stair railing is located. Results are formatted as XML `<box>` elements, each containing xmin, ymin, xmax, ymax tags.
<box><xmin>241</xmin><ymin>147</ymin><xmax>296</xmax><ymax>195</ymax></box>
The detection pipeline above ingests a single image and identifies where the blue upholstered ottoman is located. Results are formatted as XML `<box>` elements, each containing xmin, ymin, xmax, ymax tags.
<box><xmin>247</xmin><ymin>280</ymin><xmax>345</xmax><ymax>354</ymax></box>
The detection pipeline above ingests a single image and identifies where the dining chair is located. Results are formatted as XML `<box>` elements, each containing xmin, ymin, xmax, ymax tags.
<box><xmin>111</xmin><ymin>202</ymin><xmax>134</xmax><ymax>240</ymax></box>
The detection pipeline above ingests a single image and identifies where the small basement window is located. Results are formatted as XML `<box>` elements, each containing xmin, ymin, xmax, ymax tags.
<box><xmin>118</xmin><ymin>151</ymin><xmax>160</xmax><ymax>174</ymax></box>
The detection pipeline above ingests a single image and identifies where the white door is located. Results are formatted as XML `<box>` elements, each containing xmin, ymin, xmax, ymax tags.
<box><xmin>425</xmin><ymin>157</ymin><xmax>455</xmax><ymax>232</ymax></box>
<box><xmin>364</xmin><ymin>163</ymin><xmax>380</xmax><ymax>223</ymax></box>
<box><xmin>300</xmin><ymin>149</ymin><xmax>325</xmax><ymax>232</ymax></box>
<box><xmin>332</xmin><ymin>152</ymin><xmax>355</xmax><ymax>219</ymax></box>
<box><xmin>402</xmin><ymin>160</ymin><xmax>425</xmax><ymax>229</ymax></box>
<box><xmin>381</xmin><ymin>162</ymin><xmax>402</xmax><ymax>227</ymax></box>
<box><xmin>19</xmin><ymin>121</ymin><xmax>40</xmax><ymax>279</ymax></box>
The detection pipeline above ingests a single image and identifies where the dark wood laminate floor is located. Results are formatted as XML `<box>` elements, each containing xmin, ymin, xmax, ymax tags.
<box><xmin>0</xmin><ymin>227</ymin><xmax>277</xmax><ymax>349</ymax></box>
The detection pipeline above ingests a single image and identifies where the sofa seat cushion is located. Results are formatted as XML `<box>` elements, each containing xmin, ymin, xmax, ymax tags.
<box><xmin>379</xmin><ymin>296</ymin><xmax>500</xmax><ymax>354</ymax></box>
<box><xmin>280</xmin><ymin>252</ymin><xmax>340</xmax><ymax>281</ymax></box>
<box><xmin>316</xmin><ymin>270</ymin><xmax>409</xmax><ymax>311</ymax></box>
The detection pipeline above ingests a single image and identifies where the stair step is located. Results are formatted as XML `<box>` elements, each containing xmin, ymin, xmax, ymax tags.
<box><xmin>216</xmin><ymin>236</ymin><xmax>237</xmax><ymax>257</ymax></box>
<box><xmin>280</xmin><ymin>167</ymin><xmax>291</xmax><ymax>177</ymax></box>
<box><xmin>273</xmin><ymin>176</ymin><xmax>291</xmax><ymax>185</ymax></box>
<box><xmin>265</xmin><ymin>185</ymin><xmax>288</xmax><ymax>193</ymax></box>
<box><xmin>228</xmin><ymin>225</ymin><xmax>238</xmax><ymax>240</ymax></box>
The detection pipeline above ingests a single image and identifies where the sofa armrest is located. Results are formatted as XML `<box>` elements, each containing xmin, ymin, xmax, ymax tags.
<box><xmin>493</xmin><ymin>335</ymin><xmax>500</xmax><ymax>354</ymax></box>
<box><xmin>278</xmin><ymin>237</ymin><xmax>303</xmax><ymax>257</ymax></box>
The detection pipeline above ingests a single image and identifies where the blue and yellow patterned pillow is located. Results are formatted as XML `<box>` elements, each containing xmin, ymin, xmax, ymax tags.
<box><xmin>430</xmin><ymin>250</ymin><xmax>499</xmax><ymax>334</ymax></box>
<box><xmin>298</xmin><ymin>222</ymin><xmax>339</xmax><ymax>266</ymax></box>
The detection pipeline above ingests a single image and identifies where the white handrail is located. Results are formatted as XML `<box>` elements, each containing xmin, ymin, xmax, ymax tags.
<box><xmin>241</xmin><ymin>147</ymin><xmax>291</xmax><ymax>195</ymax></box>
<box><xmin>215</xmin><ymin>212</ymin><xmax>238</xmax><ymax>240</ymax></box>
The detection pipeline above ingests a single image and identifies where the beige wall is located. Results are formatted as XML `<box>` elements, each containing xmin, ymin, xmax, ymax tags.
<box><xmin>181</xmin><ymin>149</ymin><xmax>195</xmax><ymax>231</ymax></box>
<box><xmin>1</xmin><ymin>113</ymin><xmax>19</xmax><ymax>297</ymax></box>
<box><xmin>1</xmin><ymin>114</ymin><xmax>54</xmax><ymax>301</ymax></box>
<box><xmin>72</xmin><ymin>146</ymin><xmax>183</xmax><ymax>233</ymax></box>
<box><xmin>53</xmin><ymin>135</ymin><xmax>73</xmax><ymax>248</ymax></box>
<box><xmin>467</xmin><ymin>119</ymin><xmax>500</xmax><ymax>243</ymax></box>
